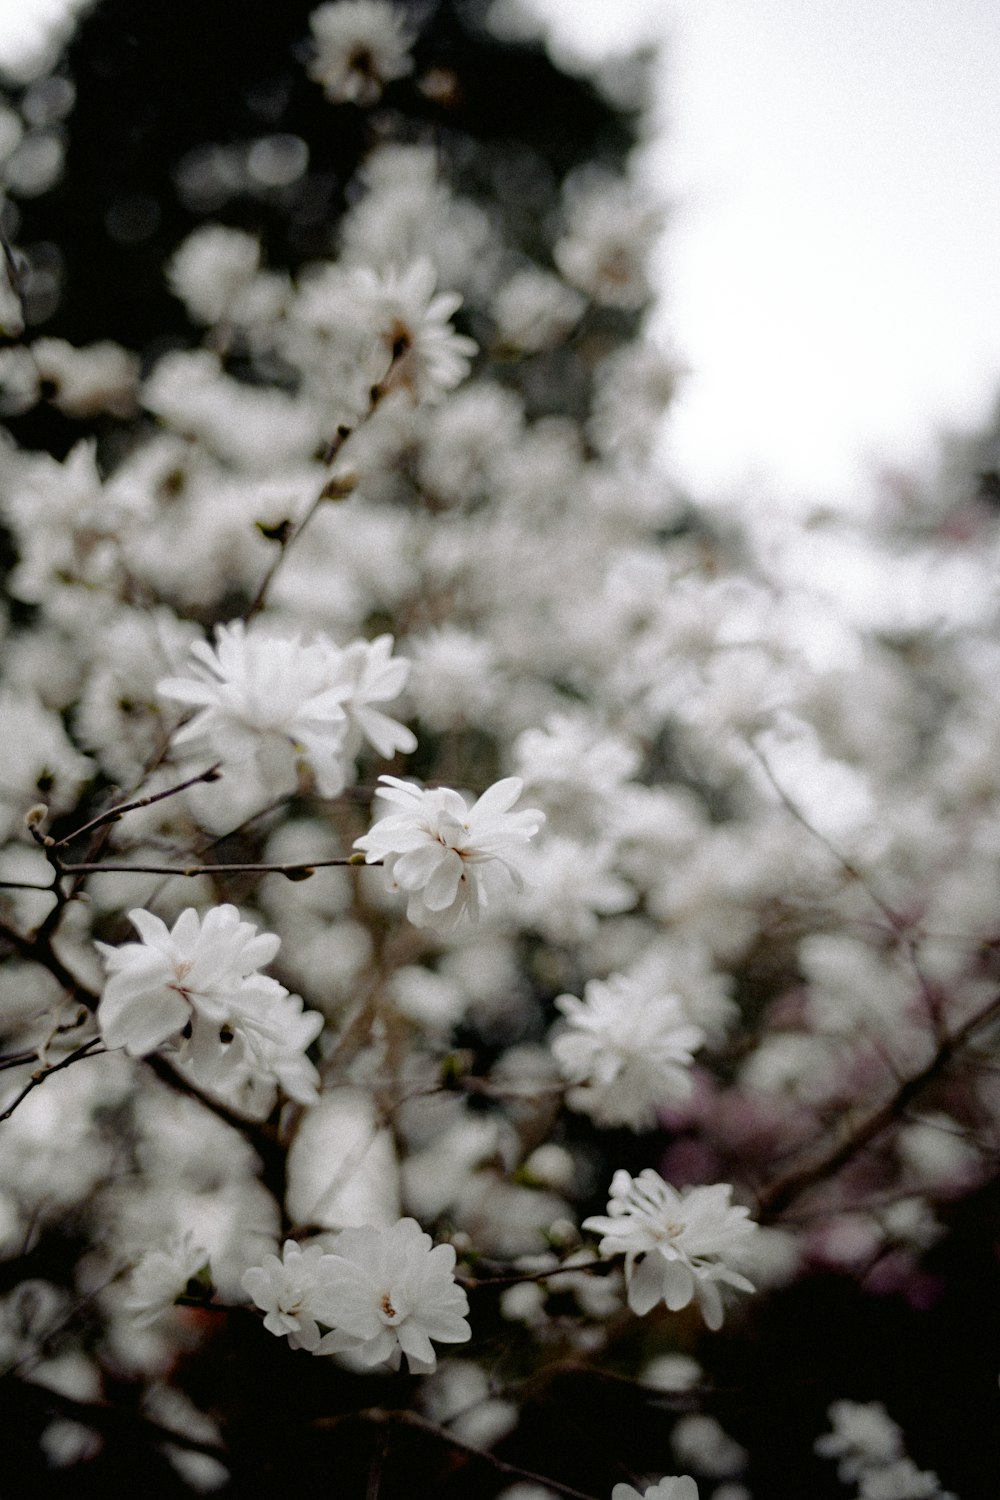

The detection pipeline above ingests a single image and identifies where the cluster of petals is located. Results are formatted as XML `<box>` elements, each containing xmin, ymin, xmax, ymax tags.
<box><xmin>241</xmin><ymin>1219</ymin><xmax>471</xmax><ymax>1373</ymax></box>
<box><xmin>353</xmin><ymin>774</ymin><xmax>544</xmax><ymax>932</ymax></box>
<box><xmin>96</xmin><ymin>906</ymin><xmax>323</xmax><ymax>1103</ymax></box>
<box><xmin>551</xmin><ymin>974</ymin><xmax>704</xmax><ymax>1130</ymax></box>
<box><xmin>583</xmin><ymin>1169</ymin><xmax>757</xmax><ymax>1330</ymax></box>
<box><xmin>158</xmin><ymin>621</ymin><xmax>414</xmax><ymax>799</ymax></box>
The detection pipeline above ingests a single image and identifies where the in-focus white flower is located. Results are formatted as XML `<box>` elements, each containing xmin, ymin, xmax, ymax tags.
<box><xmin>315</xmin><ymin>1218</ymin><xmax>471</xmax><ymax>1373</ymax></box>
<box><xmin>308</xmin><ymin>0</ymin><xmax>414</xmax><ymax>106</ymax></box>
<box><xmin>612</xmin><ymin>1480</ymin><xmax>699</xmax><ymax>1500</ymax></box>
<box><xmin>123</xmin><ymin>1234</ymin><xmax>210</xmax><ymax>1326</ymax></box>
<box><xmin>96</xmin><ymin>905</ymin><xmax>323</xmax><ymax>1101</ymax></box>
<box><xmin>242</xmin><ymin>1241</ymin><xmax>334</xmax><ymax>1353</ymax></box>
<box><xmin>551</xmin><ymin>975</ymin><xmax>704</xmax><ymax>1130</ymax></box>
<box><xmin>353</xmin><ymin>775</ymin><xmax>544</xmax><ymax>932</ymax></box>
<box><xmin>583</xmin><ymin>1170</ymin><xmax>757</xmax><ymax>1330</ymax></box>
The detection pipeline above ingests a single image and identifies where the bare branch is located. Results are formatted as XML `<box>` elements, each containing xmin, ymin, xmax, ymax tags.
<box><xmin>315</xmin><ymin>1407</ymin><xmax>602</xmax><ymax>1500</ymax></box>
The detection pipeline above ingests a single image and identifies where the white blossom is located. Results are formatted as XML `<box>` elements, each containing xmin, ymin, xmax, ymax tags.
<box><xmin>612</xmin><ymin>1480</ymin><xmax>699</xmax><ymax>1500</ymax></box>
<box><xmin>552</xmin><ymin>975</ymin><xmax>704</xmax><ymax>1130</ymax></box>
<box><xmin>122</xmin><ymin>1235</ymin><xmax>210</xmax><ymax>1327</ymax></box>
<box><xmin>350</xmin><ymin>260</ymin><xmax>477</xmax><ymax>404</ymax></box>
<box><xmin>308</xmin><ymin>1</ymin><xmax>414</xmax><ymax>106</ymax></box>
<box><xmin>314</xmin><ymin>1218</ymin><xmax>471</xmax><ymax>1373</ymax></box>
<box><xmin>96</xmin><ymin>906</ymin><xmax>323</xmax><ymax>1101</ymax></box>
<box><xmin>583</xmin><ymin>1170</ymin><xmax>757</xmax><ymax>1330</ymax></box>
<box><xmin>158</xmin><ymin>621</ymin><xmax>350</xmax><ymax>798</ymax></box>
<box><xmin>354</xmin><ymin>775</ymin><xmax>544</xmax><ymax>932</ymax></box>
<box><xmin>242</xmin><ymin>1240</ymin><xmax>334</xmax><ymax>1353</ymax></box>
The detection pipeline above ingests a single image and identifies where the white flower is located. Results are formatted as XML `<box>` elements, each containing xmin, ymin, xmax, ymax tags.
<box><xmin>815</xmin><ymin>1401</ymin><xmax>905</xmax><ymax>1482</ymax></box>
<box><xmin>612</xmin><ymin>1480</ymin><xmax>699</xmax><ymax>1500</ymax></box>
<box><xmin>159</xmin><ymin>623</ymin><xmax>415</xmax><ymax>798</ymax></box>
<box><xmin>583</xmin><ymin>1170</ymin><xmax>757</xmax><ymax>1330</ymax></box>
<box><xmin>554</xmin><ymin>177</ymin><xmax>663</xmax><ymax>310</ymax></box>
<box><xmin>96</xmin><ymin>905</ymin><xmax>323</xmax><ymax>1101</ymax></box>
<box><xmin>315</xmin><ymin>1218</ymin><xmax>471</xmax><ymax>1373</ymax></box>
<box><xmin>552</xmin><ymin>975</ymin><xmax>704</xmax><ymax>1131</ymax></box>
<box><xmin>166</xmin><ymin>225</ymin><xmax>260</xmax><ymax>326</ymax></box>
<box><xmin>353</xmin><ymin>775</ymin><xmax>544</xmax><ymax>933</ymax></box>
<box><xmin>308</xmin><ymin>1</ymin><xmax>414</xmax><ymax>106</ymax></box>
<box><xmin>158</xmin><ymin>619</ymin><xmax>349</xmax><ymax>797</ymax></box>
<box><xmin>325</xmin><ymin>633</ymin><xmax>417</xmax><ymax>761</ymax></box>
<box><xmin>349</xmin><ymin>260</ymin><xmax>477</xmax><ymax>404</ymax></box>
<box><xmin>242</xmin><ymin>1241</ymin><xmax>334</xmax><ymax>1353</ymax></box>
<box><xmin>123</xmin><ymin>1235</ymin><xmax>210</xmax><ymax>1326</ymax></box>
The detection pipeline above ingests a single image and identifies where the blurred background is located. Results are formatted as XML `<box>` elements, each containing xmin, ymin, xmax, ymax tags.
<box><xmin>6</xmin><ymin>0</ymin><xmax>1000</xmax><ymax>513</ymax></box>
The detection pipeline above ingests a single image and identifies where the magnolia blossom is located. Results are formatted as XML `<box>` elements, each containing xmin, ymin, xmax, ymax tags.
<box><xmin>158</xmin><ymin>621</ymin><xmax>413</xmax><ymax>799</ymax></box>
<box><xmin>353</xmin><ymin>775</ymin><xmax>544</xmax><ymax>932</ymax></box>
<box><xmin>242</xmin><ymin>1241</ymin><xmax>333</xmax><ymax>1353</ymax></box>
<box><xmin>583</xmin><ymin>1170</ymin><xmax>757</xmax><ymax>1330</ymax></box>
<box><xmin>350</xmin><ymin>260</ymin><xmax>477</xmax><ymax>404</ymax></box>
<box><xmin>123</xmin><ymin>1235</ymin><xmax>210</xmax><ymax>1326</ymax></box>
<box><xmin>613</xmin><ymin>1481</ymin><xmax>699</xmax><ymax>1500</ymax></box>
<box><xmin>96</xmin><ymin>905</ymin><xmax>323</xmax><ymax>1102</ymax></box>
<box><xmin>551</xmin><ymin>975</ymin><xmax>704</xmax><ymax>1130</ymax></box>
<box><xmin>308</xmin><ymin>0</ymin><xmax>414</xmax><ymax>106</ymax></box>
<box><xmin>314</xmin><ymin>1219</ymin><xmax>471</xmax><ymax>1373</ymax></box>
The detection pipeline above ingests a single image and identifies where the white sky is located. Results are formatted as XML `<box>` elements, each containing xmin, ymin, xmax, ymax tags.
<box><xmin>2</xmin><ymin>0</ymin><xmax>1000</xmax><ymax>514</ymax></box>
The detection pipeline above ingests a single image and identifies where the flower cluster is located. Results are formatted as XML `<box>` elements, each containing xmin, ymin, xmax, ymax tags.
<box><xmin>158</xmin><ymin>622</ymin><xmax>415</xmax><ymax>802</ymax></box>
<box><xmin>584</xmin><ymin>1170</ymin><xmax>758</xmax><ymax>1330</ymax></box>
<box><xmin>242</xmin><ymin>1220</ymin><xmax>471</xmax><ymax>1374</ymax></box>
<box><xmin>96</xmin><ymin>906</ymin><xmax>323</xmax><ymax>1104</ymax></box>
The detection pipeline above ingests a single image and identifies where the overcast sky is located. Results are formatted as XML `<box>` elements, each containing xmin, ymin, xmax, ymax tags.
<box><xmin>2</xmin><ymin>0</ymin><xmax>1000</xmax><ymax>514</ymax></box>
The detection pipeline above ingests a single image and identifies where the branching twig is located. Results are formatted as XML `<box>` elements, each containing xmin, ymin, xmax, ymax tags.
<box><xmin>755</xmin><ymin>989</ymin><xmax>1000</xmax><ymax>1220</ymax></box>
<box><xmin>0</xmin><ymin>1037</ymin><xmax>106</xmax><ymax>1122</ymax></box>
<box><xmin>50</xmin><ymin>763</ymin><xmax>223</xmax><ymax>849</ymax></box>
<box><xmin>314</xmin><ymin>1407</ymin><xmax>601</xmax><ymax>1500</ymax></box>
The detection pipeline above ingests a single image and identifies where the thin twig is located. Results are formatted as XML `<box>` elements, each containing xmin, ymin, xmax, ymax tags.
<box><xmin>0</xmin><ymin>1037</ymin><xmax>106</xmax><ymax>1122</ymax></box>
<box><xmin>314</xmin><ymin>1407</ymin><xmax>601</xmax><ymax>1500</ymax></box>
<box><xmin>755</xmin><ymin>988</ymin><xmax>1000</xmax><ymax>1220</ymax></box>
<box><xmin>55</xmin><ymin>855</ymin><xmax>375</xmax><ymax>878</ymax></box>
<box><xmin>51</xmin><ymin>763</ymin><xmax>223</xmax><ymax>848</ymax></box>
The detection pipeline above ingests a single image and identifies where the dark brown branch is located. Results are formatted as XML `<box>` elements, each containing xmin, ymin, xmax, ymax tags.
<box><xmin>55</xmin><ymin>855</ymin><xmax>374</xmax><ymax>878</ymax></box>
<box><xmin>755</xmin><ymin>989</ymin><xmax>1000</xmax><ymax>1221</ymax></box>
<box><xmin>0</xmin><ymin>1037</ymin><xmax>106</xmax><ymax>1122</ymax></box>
<box><xmin>314</xmin><ymin>1407</ymin><xmax>601</xmax><ymax>1500</ymax></box>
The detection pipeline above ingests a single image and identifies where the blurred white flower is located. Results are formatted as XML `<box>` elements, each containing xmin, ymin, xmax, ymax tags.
<box><xmin>123</xmin><ymin>1234</ymin><xmax>210</xmax><ymax>1327</ymax></box>
<box><xmin>815</xmin><ymin>1401</ymin><xmax>905</xmax><ymax>1482</ymax></box>
<box><xmin>350</xmin><ymin>260</ymin><xmax>477</xmax><ymax>404</ymax></box>
<box><xmin>354</xmin><ymin>775</ymin><xmax>544</xmax><ymax>932</ymax></box>
<box><xmin>315</xmin><ymin>1218</ymin><xmax>470</xmax><ymax>1373</ymax></box>
<box><xmin>612</xmin><ymin>1480</ymin><xmax>699</xmax><ymax>1500</ymax></box>
<box><xmin>583</xmin><ymin>1170</ymin><xmax>757</xmax><ymax>1330</ymax></box>
<box><xmin>324</xmin><ymin>632</ymin><xmax>417</xmax><ymax>761</ymax></box>
<box><xmin>308</xmin><ymin>0</ymin><xmax>414</xmax><ymax>106</ymax></box>
<box><xmin>552</xmin><ymin>974</ymin><xmax>704</xmax><ymax>1131</ymax></box>
<box><xmin>159</xmin><ymin>620</ymin><xmax>348</xmax><ymax>796</ymax></box>
<box><xmin>166</xmin><ymin>225</ymin><xmax>260</xmax><ymax>325</ymax></box>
